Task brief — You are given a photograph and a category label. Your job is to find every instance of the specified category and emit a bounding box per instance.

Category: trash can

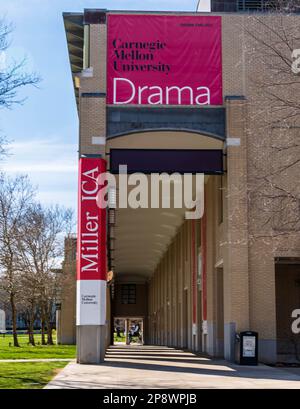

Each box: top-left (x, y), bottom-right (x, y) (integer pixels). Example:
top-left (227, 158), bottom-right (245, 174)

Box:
top-left (236, 331), bottom-right (258, 365)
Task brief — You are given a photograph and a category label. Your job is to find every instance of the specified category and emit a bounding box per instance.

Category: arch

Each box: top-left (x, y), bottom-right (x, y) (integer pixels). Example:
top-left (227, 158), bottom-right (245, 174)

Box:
top-left (107, 128), bottom-right (225, 142)
top-left (106, 129), bottom-right (224, 152)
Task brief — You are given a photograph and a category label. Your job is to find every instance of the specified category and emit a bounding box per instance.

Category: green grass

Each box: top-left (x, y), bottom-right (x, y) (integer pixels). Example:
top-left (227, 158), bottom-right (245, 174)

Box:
top-left (114, 333), bottom-right (126, 342)
top-left (113, 333), bottom-right (141, 343)
top-left (0, 361), bottom-right (67, 389)
top-left (0, 334), bottom-right (76, 360)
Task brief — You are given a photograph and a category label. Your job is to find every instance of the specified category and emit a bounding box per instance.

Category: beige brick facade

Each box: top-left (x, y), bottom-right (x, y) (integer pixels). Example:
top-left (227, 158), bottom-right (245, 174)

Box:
top-left (62, 10), bottom-right (300, 364)
top-left (57, 237), bottom-right (76, 345)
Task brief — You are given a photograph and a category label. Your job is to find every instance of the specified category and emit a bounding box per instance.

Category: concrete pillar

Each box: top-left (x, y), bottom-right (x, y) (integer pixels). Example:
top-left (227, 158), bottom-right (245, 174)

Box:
top-left (59, 239), bottom-right (77, 345)
top-left (76, 12), bottom-right (108, 364)
top-left (56, 309), bottom-right (61, 345)
top-left (223, 96), bottom-right (250, 361)
top-left (249, 241), bottom-right (277, 362)
top-left (174, 239), bottom-right (179, 347)
top-left (77, 326), bottom-right (106, 364)
top-left (79, 21), bottom-right (107, 158)
top-left (125, 319), bottom-right (130, 345)
top-left (206, 179), bottom-right (217, 357)
top-left (76, 158), bottom-right (107, 364)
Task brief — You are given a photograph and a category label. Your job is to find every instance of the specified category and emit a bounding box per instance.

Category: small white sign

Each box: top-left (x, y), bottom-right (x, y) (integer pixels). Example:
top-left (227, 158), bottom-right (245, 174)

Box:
top-left (242, 336), bottom-right (256, 357)
top-left (92, 136), bottom-right (106, 145)
top-left (76, 280), bottom-right (106, 326)
top-left (202, 320), bottom-right (208, 335)
top-left (227, 138), bottom-right (241, 147)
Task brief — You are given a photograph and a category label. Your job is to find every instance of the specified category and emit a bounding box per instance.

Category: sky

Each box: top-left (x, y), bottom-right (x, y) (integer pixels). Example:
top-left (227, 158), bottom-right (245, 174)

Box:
top-left (0, 0), bottom-right (198, 211)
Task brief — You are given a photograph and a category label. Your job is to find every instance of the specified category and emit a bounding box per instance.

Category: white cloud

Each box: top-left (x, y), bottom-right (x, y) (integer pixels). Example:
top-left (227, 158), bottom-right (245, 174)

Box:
top-left (37, 190), bottom-right (77, 209)
top-left (1, 137), bottom-right (78, 209)
top-left (3, 138), bottom-right (78, 173)
top-left (4, 163), bottom-right (77, 173)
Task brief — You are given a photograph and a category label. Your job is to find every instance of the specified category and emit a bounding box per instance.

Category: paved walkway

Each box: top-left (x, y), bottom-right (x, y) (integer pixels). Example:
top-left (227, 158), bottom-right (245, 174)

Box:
top-left (45, 345), bottom-right (300, 389)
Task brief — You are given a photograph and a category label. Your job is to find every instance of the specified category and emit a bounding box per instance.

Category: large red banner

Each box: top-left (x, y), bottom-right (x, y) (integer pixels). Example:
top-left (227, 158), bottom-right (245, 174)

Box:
top-left (77, 157), bottom-right (107, 281)
top-left (77, 157), bottom-right (107, 326)
top-left (107, 15), bottom-right (222, 106)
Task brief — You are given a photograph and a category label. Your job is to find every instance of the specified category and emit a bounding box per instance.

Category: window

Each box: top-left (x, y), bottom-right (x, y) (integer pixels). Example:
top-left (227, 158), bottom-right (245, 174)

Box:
top-left (121, 284), bottom-right (136, 304)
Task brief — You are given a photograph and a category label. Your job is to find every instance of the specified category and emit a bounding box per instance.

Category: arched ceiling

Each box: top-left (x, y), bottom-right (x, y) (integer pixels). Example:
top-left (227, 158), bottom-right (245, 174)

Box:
top-left (112, 207), bottom-right (186, 278)
top-left (106, 130), bottom-right (224, 152)
top-left (107, 130), bottom-right (224, 282)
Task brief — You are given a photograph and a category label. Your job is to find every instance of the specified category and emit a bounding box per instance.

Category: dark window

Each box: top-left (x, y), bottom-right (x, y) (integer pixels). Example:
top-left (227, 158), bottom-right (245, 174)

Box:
top-left (110, 149), bottom-right (224, 175)
top-left (121, 284), bottom-right (136, 305)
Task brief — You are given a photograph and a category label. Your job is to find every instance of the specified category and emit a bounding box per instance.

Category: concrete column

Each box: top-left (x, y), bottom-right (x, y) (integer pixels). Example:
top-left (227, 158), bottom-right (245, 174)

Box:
top-left (205, 180), bottom-right (217, 356)
top-left (76, 12), bottom-right (108, 364)
top-left (223, 97), bottom-right (250, 361)
top-left (79, 22), bottom-right (107, 158)
top-left (187, 221), bottom-right (192, 351)
top-left (76, 158), bottom-right (107, 364)
top-left (77, 326), bottom-right (106, 364)
top-left (174, 239), bottom-right (179, 346)
top-left (249, 241), bottom-right (277, 362)
top-left (125, 319), bottom-right (130, 345)
top-left (56, 309), bottom-right (61, 345)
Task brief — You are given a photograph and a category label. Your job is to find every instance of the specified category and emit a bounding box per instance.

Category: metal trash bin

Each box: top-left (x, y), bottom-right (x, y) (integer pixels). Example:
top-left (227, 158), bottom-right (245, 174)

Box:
top-left (236, 331), bottom-right (258, 365)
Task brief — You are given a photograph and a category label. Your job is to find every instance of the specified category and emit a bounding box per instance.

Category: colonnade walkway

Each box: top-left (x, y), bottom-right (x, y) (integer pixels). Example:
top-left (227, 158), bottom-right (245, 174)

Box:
top-left (45, 345), bottom-right (300, 389)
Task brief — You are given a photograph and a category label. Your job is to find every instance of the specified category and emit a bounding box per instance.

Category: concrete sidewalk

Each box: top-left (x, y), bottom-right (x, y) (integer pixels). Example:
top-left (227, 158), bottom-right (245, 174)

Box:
top-left (45, 345), bottom-right (300, 389)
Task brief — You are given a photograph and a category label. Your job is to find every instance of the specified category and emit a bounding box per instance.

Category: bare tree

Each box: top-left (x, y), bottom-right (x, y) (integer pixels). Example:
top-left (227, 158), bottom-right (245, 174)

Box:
top-left (0, 18), bottom-right (40, 109)
top-left (267, 0), bottom-right (300, 12)
top-left (16, 204), bottom-right (73, 345)
top-left (0, 17), bottom-right (40, 158)
top-left (237, 5), bottom-right (300, 361)
top-left (0, 174), bottom-right (35, 347)
top-left (243, 6), bottom-right (300, 241)
top-left (16, 295), bottom-right (37, 346)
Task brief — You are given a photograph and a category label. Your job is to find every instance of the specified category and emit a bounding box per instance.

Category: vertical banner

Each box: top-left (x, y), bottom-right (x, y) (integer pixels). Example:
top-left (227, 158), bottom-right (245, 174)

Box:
top-left (107, 15), bottom-right (222, 106)
top-left (76, 157), bottom-right (107, 326)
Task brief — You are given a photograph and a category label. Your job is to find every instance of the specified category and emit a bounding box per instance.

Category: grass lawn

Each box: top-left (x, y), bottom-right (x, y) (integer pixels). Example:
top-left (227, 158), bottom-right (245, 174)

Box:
top-left (113, 333), bottom-right (141, 344)
top-left (0, 361), bottom-right (67, 389)
top-left (0, 334), bottom-right (76, 360)
top-left (114, 333), bottom-right (126, 343)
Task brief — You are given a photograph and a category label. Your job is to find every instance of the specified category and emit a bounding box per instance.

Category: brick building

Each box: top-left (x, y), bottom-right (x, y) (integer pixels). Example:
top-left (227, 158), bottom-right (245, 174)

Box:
top-left (62, 5), bottom-right (300, 364)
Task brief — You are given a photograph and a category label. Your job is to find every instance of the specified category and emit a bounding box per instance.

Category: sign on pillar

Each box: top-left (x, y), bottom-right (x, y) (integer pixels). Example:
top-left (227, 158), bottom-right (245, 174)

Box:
top-left (76, 157), bottom-right (107, 326)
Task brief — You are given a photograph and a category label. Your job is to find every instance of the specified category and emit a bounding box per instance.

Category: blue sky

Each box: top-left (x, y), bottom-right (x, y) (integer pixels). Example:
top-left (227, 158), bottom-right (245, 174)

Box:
top-left (0, 0), bottom-right (197, 210)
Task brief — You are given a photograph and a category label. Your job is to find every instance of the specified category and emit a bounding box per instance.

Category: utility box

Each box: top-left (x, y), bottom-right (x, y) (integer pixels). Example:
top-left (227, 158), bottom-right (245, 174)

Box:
top-left (236, 331), bottom-right (258, 365)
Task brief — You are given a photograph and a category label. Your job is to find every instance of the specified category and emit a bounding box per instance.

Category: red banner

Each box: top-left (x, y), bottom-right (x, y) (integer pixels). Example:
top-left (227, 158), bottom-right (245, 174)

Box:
top-left (77, 157), bottom-right (107, 281)
top-left (107, 15), bottom-right (222, 106)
